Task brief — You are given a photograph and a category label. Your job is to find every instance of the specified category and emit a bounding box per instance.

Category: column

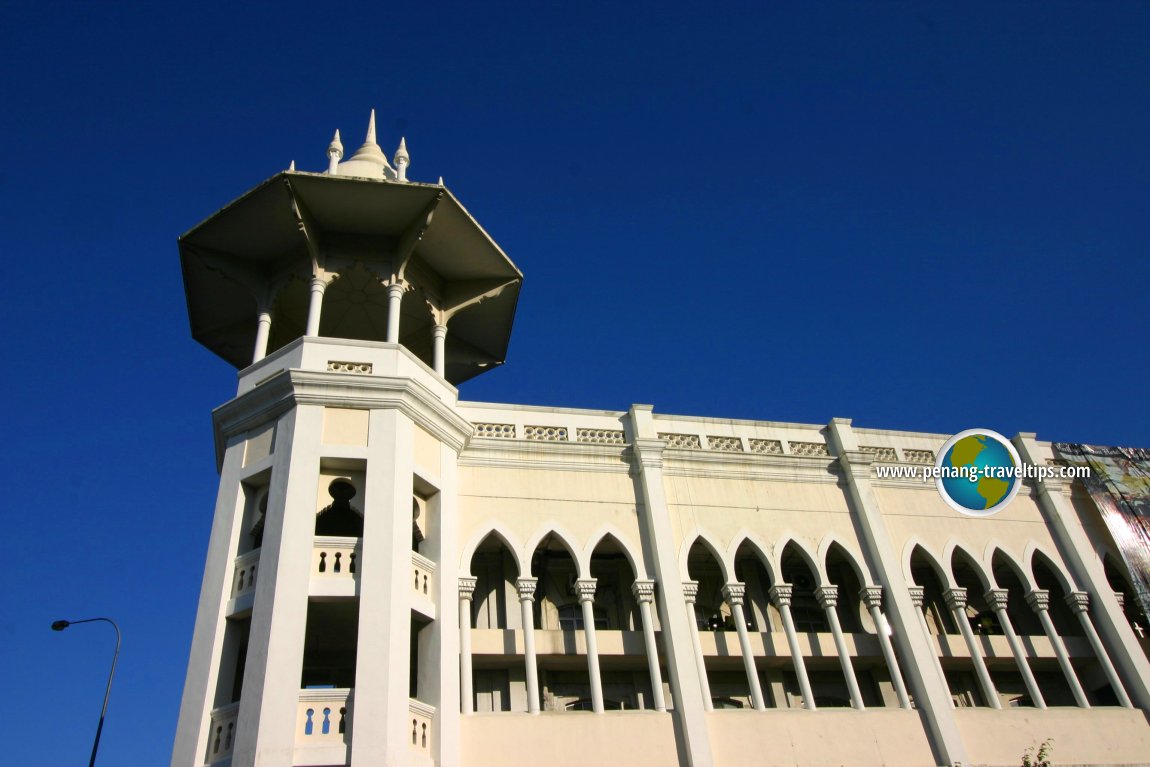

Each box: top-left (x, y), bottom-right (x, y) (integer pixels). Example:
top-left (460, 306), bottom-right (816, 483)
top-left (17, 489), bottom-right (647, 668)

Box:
top-left (682, 581), bottom-right (713, 712)
top-left (1066, 592), bottom-right (1133, 708)
top-left (459, 577), bottom-right (477, 714)
top-left (769, 584), bottom-right (815, 710)
top-left (860, 586), bottom-right (910, 708)
top-left (432, 324), bottom-right (447, 376)
top-left (944, 588), bottom-right (1000, 709)
top-left (517, 577), bottom-right (541, 713)
top-left (385, 283), bottom-right (404, 344)
top-left (910, 587), bottom-right (953, 708)
top-left (305, 276), bottom-right (326, 336)
top-left (576, 579), bottom-right (605, 713)
top-left (252, 307), bottom-right (272, 363)
top-left (722, 584), bottom-right (765, 710)
top-left (984, 589), bottom-right (1045, 708)
top-left (632, 580), bottom-right (667, 711)
top-left (1027, 590), bottom-right (1090, 707)
top-left (814, 585), bottom-right (864, 709)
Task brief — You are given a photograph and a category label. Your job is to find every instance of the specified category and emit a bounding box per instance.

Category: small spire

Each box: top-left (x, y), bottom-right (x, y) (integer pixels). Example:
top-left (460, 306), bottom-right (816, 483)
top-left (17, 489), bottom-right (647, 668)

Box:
top-left (348, 109), bottom-right (389, 167)
top-left (366, 109), bottom-right (377, 144)
top-left (438, 176), bottom-right (444, 186)
top-left (327, 129), bottom-right (344, 175)
top-left (288, 160), bottom-right (296, 172)
top-left (394, 137), bottom-right (409, 181)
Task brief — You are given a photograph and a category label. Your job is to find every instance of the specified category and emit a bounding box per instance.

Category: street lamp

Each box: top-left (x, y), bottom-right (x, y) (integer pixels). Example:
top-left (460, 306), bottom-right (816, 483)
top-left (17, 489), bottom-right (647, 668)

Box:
top-left (52, 617), bottom-right (121, 767)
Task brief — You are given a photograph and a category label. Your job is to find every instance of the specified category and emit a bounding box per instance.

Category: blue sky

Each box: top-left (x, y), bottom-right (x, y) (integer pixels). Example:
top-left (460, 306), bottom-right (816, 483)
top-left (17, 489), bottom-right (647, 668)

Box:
top-left (2, 2), bottom-right (1148, 764)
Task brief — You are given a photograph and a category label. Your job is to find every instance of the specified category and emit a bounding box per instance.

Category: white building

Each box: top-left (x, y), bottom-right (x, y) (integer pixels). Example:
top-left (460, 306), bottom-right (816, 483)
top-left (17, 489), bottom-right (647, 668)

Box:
top-left (171, 113), bottom-right (1150, 767)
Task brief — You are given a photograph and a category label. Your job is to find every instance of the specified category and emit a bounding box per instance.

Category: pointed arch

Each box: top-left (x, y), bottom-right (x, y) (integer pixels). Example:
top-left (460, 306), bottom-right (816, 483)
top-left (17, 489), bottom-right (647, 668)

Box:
top-left (526, 525), bottom-right (583, 576)
top-left (818, 535), bottom-right (875, 588)
top-left (728, 530), bottom-right (777, 583)
top-left (1028, 546), bottom-right (1078, 596)
top-left (948, 543), bottom-right (993, 594)
top-left (904, 539), bottom-right (951, 589)
top-left (582, 525), bottom-right (646, 580)
top-left (776, 536), bottom-right (824, 587)
top-left (460, 524), bottom-right (525, 576)
top-left (678, 528), bottom-right (730, 582)
top-left (986, 544), bottom-right (1036, 592)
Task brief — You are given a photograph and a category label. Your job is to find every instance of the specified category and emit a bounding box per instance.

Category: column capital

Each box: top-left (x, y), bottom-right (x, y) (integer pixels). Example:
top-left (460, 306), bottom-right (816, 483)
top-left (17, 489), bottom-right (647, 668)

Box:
top-left (631, 579), bottom-right (657, 603)
top-left (1065, 591), bottom-right (1091, 614)
top-left (516, 577), bottom-right (538, 601)
top-left (943, 587), bottom-right (968, 611)
top-left (1026, 589), bottom-right (1051, 612)
top-left (632, 438), bottom-right (666, 469)
top-left (859, 586), bottom-right (884, 609)
top-left (309, 275), bottom-right (329, 290)
top-left (1113, 592), bottom-right (1126, 609)
top-left (984, 589), bottom-right (1010, 611)
top-left (574, 578), bottom-right (598, 602)
top-left (682, 580), bottom-right (700, 603)
top-left (432, 323), bottom-right (448, 339)
top-left (814, 584), bottom-right (839, 609)
top-left (721, 583), bottom-right (746, 606)
top-left (458, 576), bottom-right (478, 600)
top-left (768, 584), bottom-right (793, 607)
top-left (386, 281), bottom-right (407, 298)
top-left (908, 586), bottom-right (925, 607)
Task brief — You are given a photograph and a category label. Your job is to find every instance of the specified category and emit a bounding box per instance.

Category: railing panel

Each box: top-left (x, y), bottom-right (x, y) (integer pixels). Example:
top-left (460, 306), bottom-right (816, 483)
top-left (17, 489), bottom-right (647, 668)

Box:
top-left (231, 550), bottom-right (260, 599)
top-left (206, 702), bottom-right (239, 764)
top-left (297, 689), bottom-right (352, 744)
top-left (412, 551), bottom-right (436, 597)
top-left (409, 699), bottom-right (435, 755)
top-left (312, 537), bottom-right (361, 578)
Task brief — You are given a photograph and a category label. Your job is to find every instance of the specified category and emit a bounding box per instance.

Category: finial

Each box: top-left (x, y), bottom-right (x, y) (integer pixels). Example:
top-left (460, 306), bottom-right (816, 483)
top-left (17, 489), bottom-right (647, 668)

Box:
top-left (288, 160), bottom-right (296, 172)
top-left (327, 129), bottom-right (344, 175)
top-left (438, 176), bottom-right (444, 186)
top-left (394, 137), bottom-right (409, 182)
top-left (347, 109), bottom-right (389, 168)
top-left (366, 109), bottom-right (377, 144)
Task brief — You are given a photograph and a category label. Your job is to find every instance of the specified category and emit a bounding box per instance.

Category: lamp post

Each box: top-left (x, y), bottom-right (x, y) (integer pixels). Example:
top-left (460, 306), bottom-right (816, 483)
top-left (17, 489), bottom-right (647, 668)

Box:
top-left (52, 617), bottom-right (121, 767)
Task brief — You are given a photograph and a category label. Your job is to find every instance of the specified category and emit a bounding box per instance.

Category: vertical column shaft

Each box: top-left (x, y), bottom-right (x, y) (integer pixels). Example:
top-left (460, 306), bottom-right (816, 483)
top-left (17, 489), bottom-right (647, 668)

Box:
top-left (723, 584), bottom-right (765, 710)
top-left (517, 578), bottom-right (540, 713)
top-left (909, 587), bottom-right (954, 708)
top-left (459, 578), bottom-right (477, 715)
top-left (945, 588), bottom-right (1001, 708)
top-left (860, 586), bottom-right (911, 708)
top-left (1028, 590), bottom-right (1090, 707)
top-left (682, 582), bottom-right (713, 712)
top-left (576, 579), bottom-right (605, 713)
top-left (385, 283), bottom-right (404, 344)
top-left (305, 277), bottom-right (326, 337)
top-left (432, 324), bottom-right (447, 376)
top-left (252, 308), bottom-right (272, 363)
top-left (1066, 592), bottom-right (1133, 708)
top-left (770, 585), bottom-right (816, 710)
top-left (633, 580), bottom-right (667, 711)
top-left (815, 585), bottom-right (864, 709)
top-left (984, 589), bottom-right (1045, 708)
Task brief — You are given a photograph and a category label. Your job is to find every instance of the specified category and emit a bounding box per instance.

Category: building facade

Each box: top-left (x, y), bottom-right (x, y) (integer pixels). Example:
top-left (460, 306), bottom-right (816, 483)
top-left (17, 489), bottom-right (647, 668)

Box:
top-left (171, 114), bottom-right (1150, 767)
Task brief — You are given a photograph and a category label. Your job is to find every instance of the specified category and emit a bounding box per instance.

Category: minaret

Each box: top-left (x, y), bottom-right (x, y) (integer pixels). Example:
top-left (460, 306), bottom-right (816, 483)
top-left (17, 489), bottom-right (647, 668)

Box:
top-left (172, 113), bottom-right (522, 767)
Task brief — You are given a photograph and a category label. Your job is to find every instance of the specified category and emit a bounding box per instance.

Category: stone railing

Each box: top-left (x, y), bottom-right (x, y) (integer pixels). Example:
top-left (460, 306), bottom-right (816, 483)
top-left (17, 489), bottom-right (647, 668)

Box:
top-left (409, 699), bottom-right (435, 754)
top-left (313, 537), bottom-right (360, 578)
top-left (412, 551), bottom-right (436, 597)
top-left (474, 422), bottom-right (516, 439)
top-left (524, 425), bottom-right (568, 441)
top-left (297, 689), bottom-right (352, 743)
top-left (232, 549), bottom-right (260, 599)
top-left (206, 701), bottom-right (239, 763)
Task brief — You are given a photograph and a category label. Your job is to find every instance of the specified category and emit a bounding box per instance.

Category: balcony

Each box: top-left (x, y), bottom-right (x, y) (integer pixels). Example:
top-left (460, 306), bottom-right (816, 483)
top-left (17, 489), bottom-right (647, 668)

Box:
top-left (204, 701), bottom-right (238, 765)
top-left (294, 688), bottom-right (352, 766)
top-left (409, 698), bottom-right (435, 765)
top-left (227, 549), bottom-right (260, 616)
top-left (310, 537), bottom-right (361, 597)
top-left (412, 552), bottom-right (437, 620)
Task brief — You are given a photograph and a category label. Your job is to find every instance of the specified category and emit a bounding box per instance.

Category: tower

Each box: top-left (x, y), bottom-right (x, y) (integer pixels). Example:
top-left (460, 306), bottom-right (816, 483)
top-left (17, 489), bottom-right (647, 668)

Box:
top-left (173, 112), bottom-right (522, 767)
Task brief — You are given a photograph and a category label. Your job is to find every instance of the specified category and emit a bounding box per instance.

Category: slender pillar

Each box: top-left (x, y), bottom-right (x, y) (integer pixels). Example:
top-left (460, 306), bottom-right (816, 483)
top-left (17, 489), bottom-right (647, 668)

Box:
top-left (459, 577), bottom-right (477, 714)
top-left (1027, 590), bottom-right (1090, 707)
top-left (517, 577), bottom-right (541, 713)
top-left (575, 579), bottom-right (605, 713)
top-left (769, 584), bottom-right (815, 710)
top-left (432, 324), bottom-right (447, 376)
top-left (385, 283), bottom-right (404, 344)
top-left (815, 585), bottom-right (864, 709)
top-left (860, 587), bottom-right (910, 708)
top-left (682, 581), bottom-right (713, 712)
top-left (984, 589), bottom-right (1045, 708)
top-left (1066, 592), bottom-right (1133, 707)
top-left (252, 308), bottom-right (272, 363)
top-left (909, 587), bottom-right (954, 708)
top-left (722, 584), bottom-right (765, 710)
top-left (632, 580), bottom-right (667, 711)
top-left (944, 588), bottom-right (1000, 708)
top-left (305, 277), bottom-right (326, 337)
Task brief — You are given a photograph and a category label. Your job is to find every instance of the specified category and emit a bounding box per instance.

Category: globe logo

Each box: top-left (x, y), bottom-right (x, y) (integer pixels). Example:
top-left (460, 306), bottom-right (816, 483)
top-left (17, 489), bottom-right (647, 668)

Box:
top-left (936, 429), bottom-right (1023, 516)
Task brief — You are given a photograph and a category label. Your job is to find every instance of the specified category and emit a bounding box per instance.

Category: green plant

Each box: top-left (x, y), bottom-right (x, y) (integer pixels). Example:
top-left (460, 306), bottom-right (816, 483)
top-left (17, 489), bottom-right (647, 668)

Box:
top-left (1021, 738), bottom-right (1053, 767)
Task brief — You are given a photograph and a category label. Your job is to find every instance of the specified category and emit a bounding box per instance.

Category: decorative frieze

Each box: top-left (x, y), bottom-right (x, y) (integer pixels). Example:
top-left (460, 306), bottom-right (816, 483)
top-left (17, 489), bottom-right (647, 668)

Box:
top-left (707, 436), bottom-right (744, 452)
top-left (789, 441), bottom-right (830, 457)
top-left (659, 432), bottom-right (702, 449)
top-left (474, 422), bottom-right (516, 439)
top-left (749, 438), bottom-right (784, 455)
top-left (860, 445), bottom-right (898, 462)
top-left (904, 449), bottom-right (935, 464)
top-left (327, 360), bottom-right (373, 374)
top-left (524, 425), bottom-right (568, 441)
top-left (576, 427), bottom-right (626, 445)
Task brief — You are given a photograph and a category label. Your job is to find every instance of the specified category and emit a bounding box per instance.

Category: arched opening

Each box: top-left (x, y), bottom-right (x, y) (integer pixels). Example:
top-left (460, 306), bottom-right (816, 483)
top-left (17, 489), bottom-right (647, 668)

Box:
top-left (319, 262), bottom-right (390, 343)
top-left (733, 542), bottom-right (774, 632)
top-left (687, 539), bottom-right (745, 707)
top-left (1033, 553), bottom-right (1105, 705)
top-left (687, 540), bottom-right (728, 631)
top-left (782, 542), bottom-right (849, 708)
top-left (910, 546), bottom-right (955, 635)
top-left (1103, 554), bottom-right (1147, 637)
top-left (267, 274), bottom-right (309, 354)
top-left (780, 543), bottom-right (825, 633)
top-left (468, 532), bottom-right (520, 713)
top-left (589, 535), bottom-right (658, 710)
top-left (991, 551), bottom-right (1042, 636)
top-left (950, 550), bottom-right (996, 636)
top-left (825, 543), bottom-right (887, 708)
top-left (530, 533), bottom-right (593, 711)
top-left (315, 479), bottom-right (364, 537)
